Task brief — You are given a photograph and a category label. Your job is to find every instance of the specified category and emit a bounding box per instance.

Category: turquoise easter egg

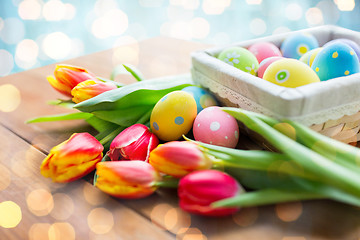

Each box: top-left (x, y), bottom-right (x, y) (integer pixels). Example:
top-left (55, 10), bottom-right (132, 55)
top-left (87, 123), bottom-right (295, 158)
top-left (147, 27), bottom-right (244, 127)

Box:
top-left (311, 42), bottom-right (360, 81)
top-left (182, 86), bottom-right (218, 114)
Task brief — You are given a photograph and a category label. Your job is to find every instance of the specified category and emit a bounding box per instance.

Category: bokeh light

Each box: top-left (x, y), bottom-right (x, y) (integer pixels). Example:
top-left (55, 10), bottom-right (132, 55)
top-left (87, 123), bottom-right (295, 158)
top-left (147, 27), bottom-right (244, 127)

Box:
top-left (0, 163), bottom-right (11, 191)
top-left (87, 208), bottom-right (114, 234)
top-left (0, 84), bottom-right (21, 112)
top-left (42, 32), bottom-right (72, 60)
top-left (0, 201), bottom-right (22, 228)
top-left (48, 222), bottom-right (76, 240)
top-left (18, 0), bottom-right (42, 20)
top-left (28, 223), bottom-right (51, 240)
top-left (0, 1), bottom-right (359, 77)
top-left (26, 188), bottom-right (54, 216)
top-left (276, 201), bottom-right (303, 222)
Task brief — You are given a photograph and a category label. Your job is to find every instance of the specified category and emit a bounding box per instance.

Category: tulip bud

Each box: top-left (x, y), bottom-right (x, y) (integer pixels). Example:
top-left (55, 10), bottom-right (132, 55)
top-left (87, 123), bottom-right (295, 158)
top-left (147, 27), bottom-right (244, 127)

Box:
top-left (148, 141), bottom-right (212, 178)
top-left (95, 160), bottom-right (161, 199)
top-left (47, 64), bottom-right (97, 97)
top-left (71, 79), bottom-right (117, 103)
top-left (40, 132), bottom-right (103, 183)
top-left (178, 169), bottom-right (242, 216)
top-left (107, 124), bottom-right (159, 162)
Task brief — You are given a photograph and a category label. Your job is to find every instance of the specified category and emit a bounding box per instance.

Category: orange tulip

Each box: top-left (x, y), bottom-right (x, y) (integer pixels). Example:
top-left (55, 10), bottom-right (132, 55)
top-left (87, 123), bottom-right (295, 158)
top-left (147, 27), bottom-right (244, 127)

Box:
top-left (148, 141), bottom-right (212, 178)
top-left (71, 79), bottom-right (117, 103)
top-left (40, 133), bottom-right (103, 182)
top-left (95, 161), bottom-right (161, 199)
top-left (47, 64), bottom-right (97, 97)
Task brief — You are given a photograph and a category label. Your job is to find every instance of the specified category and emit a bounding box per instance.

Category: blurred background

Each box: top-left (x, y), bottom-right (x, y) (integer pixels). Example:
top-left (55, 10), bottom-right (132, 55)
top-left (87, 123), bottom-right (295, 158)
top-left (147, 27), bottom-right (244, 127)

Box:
top-left (0, 0), bottom-right (359, 76)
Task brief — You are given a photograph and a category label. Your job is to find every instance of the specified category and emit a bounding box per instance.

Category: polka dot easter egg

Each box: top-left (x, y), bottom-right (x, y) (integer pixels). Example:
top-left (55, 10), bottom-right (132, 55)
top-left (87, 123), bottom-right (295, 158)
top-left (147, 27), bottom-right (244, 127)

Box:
top-left (182, 86), bottom-right (218, 114)
top-left (218, 46), bottom-right (259, 75)
top-left (193, 107), bottom-right (239, 148)
top-left (281, 33), bottom-right (319, 59)
top-left (311, 42), bottom-right (360, 81)
top-left (248, 41), bottom-right (282, 63)
top-left (323, 38), bottom-right (360, 61)
top-left (263, 58), bottom-right (320, 88)
top-left (150, 91), bottom-right (197, 142)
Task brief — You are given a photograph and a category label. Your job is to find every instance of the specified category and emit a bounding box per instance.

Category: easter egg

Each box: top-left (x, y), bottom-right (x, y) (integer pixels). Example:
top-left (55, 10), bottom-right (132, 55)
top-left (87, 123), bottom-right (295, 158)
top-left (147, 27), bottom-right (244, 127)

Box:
top-left (257, 56), bottom-right (284, 78)
top-left (248, 41), bottom-right (282, 63)
top-left (218, 46), bottom-right (259, 75)
top-left (299, 47), bottom-right (323, 67)
top-left (281, 33), bottom-right (319, 59)
top-left (311, 42), bottom-right (360, 81)
top-left (263, 58), bottom-right (320, 88)
top-left (323, 38), bottom-right (360, 61)
top-left (193, 107), bottom-right (239, 148)
top-left (182, 86), bottom-right (218, 114)
top-left (150, 91), bottom-right (197, 141)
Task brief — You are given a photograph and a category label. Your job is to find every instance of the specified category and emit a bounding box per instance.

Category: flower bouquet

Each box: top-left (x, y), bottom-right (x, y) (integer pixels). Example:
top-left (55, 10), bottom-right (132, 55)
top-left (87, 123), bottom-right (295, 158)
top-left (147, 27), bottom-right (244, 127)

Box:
top-left (28, 64), bottom-right (360, 217)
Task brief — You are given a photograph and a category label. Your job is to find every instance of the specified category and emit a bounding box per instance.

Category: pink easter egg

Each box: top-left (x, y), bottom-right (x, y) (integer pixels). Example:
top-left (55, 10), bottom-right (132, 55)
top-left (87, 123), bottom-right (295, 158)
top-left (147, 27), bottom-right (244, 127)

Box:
top-left (193, 107), bottom-right (239, 148)
top-left (248, 42), bottom-right (282, 64)
top-left (257, 56), bottom-right (284, 78)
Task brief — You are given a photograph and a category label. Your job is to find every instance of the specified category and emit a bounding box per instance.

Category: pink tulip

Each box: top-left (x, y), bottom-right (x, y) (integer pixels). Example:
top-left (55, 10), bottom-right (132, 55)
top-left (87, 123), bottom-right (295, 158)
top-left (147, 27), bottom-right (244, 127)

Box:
top-left (178, 169), bottom-right (242, 216)
top-left (96, 160), bottom-right (161, 199)
top-left (107, 124), bottom-right (159, 162)
top-left (148, 141), bottom-right (212, 178)
top-left (47, 64), bottom-right (97, 97)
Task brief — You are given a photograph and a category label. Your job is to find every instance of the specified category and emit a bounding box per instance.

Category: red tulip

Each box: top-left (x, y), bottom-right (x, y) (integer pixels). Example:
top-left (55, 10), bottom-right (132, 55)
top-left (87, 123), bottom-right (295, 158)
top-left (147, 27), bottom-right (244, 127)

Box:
top-left (40, 132), bottom-right (103, 183)
top-left (95, 160), bottom-right (161, 199)
top-left (47, 64), bottom-right (97, 97)
top-left (148, 141), bottom-right (212, 177)
top-left (178, 169), bottom-right (242, 216)
top-left (107, 124), bottom-right (159, 162)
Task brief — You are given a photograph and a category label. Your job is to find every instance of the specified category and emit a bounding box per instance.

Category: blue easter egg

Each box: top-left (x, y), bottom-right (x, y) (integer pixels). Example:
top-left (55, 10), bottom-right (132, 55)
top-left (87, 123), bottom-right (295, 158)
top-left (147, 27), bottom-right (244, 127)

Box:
top-left (323, 38), bottom-right (360, 61)
top-left (281, 33), bottom-right (319, 59)
top-left (182, 86), bottom-right (218, 113)
top-left (311, 42), bottom-right (360, 81)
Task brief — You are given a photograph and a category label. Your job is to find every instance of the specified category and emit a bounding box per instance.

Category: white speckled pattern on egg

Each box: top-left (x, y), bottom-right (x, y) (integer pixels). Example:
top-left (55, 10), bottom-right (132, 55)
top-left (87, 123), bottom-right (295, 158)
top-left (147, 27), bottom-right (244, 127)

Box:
top-left (193, 107), bottom-right (239, 148)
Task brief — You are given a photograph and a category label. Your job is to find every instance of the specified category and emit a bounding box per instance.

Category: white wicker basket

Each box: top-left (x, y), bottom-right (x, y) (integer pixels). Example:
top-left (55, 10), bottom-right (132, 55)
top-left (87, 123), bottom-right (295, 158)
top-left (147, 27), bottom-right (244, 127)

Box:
top-left (191, 25), bottom-right (360, 143)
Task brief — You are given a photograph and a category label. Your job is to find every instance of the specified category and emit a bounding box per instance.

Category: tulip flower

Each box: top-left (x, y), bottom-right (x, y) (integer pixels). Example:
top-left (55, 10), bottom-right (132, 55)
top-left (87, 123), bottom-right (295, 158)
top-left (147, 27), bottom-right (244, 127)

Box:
top-left (40, 132), bottom-right (104, 183)
top-left (107, 124), bottom-right (159, 162)
top-left (95, 160), bottom-right (161, 199)
top-left (47, 64), bottom-right (97, 97)
top-left (178, 169), bottom-right (242, 216)
top-left (71, 79), bottom-right (117, 103)
top-left (148, 141), bottom-right (212, 178)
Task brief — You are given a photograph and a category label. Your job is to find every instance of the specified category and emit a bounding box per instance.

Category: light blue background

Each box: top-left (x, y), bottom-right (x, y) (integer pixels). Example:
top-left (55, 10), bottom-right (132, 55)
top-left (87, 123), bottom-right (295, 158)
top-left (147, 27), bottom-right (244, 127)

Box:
top-left (0, 0), bottom-right (359, 76)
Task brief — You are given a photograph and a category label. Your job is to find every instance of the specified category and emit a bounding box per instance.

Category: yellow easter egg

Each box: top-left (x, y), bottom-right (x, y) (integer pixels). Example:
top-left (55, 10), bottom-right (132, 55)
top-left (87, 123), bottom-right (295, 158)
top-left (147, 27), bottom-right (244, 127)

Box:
top-left (263, 58), bottom-right (320, 88)
top-left (150, 90), bottom-right (197, 141)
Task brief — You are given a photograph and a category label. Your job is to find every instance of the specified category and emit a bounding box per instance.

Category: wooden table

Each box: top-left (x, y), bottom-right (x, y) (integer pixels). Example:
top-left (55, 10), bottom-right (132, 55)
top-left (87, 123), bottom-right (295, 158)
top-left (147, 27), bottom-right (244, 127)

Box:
top-left (0, 37), bottom-right (359, 240)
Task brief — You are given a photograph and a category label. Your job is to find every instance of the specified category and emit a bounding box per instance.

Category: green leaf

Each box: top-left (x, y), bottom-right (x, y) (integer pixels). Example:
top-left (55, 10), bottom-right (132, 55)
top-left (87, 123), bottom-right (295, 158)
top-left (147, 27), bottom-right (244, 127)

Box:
top-left (96, 77), bottom-right (125, 87)
top-left (123, 64), bottom-right (144, 82)
top-left (47, 99), bottom-right (75, 109)
top-left (92, 105), bottom-right (153, 126)
top-left (26, 112), bottom-right (93, 123)
top-left (74, 75), bottom-right (193, 113)
top-left (86, 116), bottom-right (119, 133)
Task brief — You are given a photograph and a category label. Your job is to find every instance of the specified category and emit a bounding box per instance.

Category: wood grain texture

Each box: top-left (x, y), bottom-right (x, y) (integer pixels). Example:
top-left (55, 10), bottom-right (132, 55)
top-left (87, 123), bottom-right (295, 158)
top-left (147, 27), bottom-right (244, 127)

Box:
top-left (0, 37), bottom-right (360, 240)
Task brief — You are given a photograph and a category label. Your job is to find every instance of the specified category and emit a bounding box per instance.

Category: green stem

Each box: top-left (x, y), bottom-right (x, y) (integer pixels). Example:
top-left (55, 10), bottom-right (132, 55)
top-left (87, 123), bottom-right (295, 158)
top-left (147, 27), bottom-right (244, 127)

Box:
top-left (136, 109), bottom-right (152, 125)
top-left (212, 189), bottom-right (324, 208)
top-left (224, 107), bottom-right (360, 198)
top-left (98, 126), bottom-right (125, 145)
top-left (154, 178), bottom-right (179, 188)
top-left (284, 119), bottom-right (360, 170)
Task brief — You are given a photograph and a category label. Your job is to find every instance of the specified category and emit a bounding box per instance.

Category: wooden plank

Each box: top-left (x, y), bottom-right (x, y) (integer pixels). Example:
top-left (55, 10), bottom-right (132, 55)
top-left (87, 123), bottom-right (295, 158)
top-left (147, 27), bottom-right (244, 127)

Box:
top-left (0, 124), bottom-right (174, 240)
top-left (1, 37), bottom-right (360, 240)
